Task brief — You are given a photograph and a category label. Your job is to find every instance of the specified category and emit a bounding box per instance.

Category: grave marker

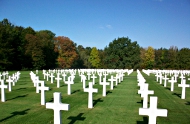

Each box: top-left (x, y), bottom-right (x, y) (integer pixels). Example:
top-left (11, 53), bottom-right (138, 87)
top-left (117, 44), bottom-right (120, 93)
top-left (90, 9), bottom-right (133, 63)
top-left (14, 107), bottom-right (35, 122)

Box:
top-left (100, 78), bottom-right (109, 97)
top-left (163, 74), bottom-right (169, 87)
top-left (46, 92), bottom-right (69, 124)
top-left (84, 82), bottom-right (98, 108)
top-left (6, 76), bottom-right (13, 92)
top-left (55, 73), bottom-right (62, 88)
top-left (65, 76), bottom-right (74, 95)
top-left (178, 79), bottom-right (190, 99)
top-left (49, 73), bottom-right (54, 84)
top-left (138, 83), bottom-right (154, 108)
top-left (38, 81), bottom-right (49, 105)
top-left (91, 74), bottom-right (97, 85)
top-left (0, 80), bottom-right (8, 102)
top-left (139, 96), bottom-right (168, 124)
top-left (108, 75), bottom-right (115, 90)
top-left (168, 76), bottom-right (176, 91)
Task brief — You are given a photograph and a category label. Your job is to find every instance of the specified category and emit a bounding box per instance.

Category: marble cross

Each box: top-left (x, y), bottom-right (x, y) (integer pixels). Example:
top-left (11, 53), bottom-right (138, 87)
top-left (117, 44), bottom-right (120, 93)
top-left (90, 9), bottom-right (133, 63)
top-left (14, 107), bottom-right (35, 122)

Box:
top-left (84, 82), bottom-right (98, 108)
top-left (38, 81), bottom-right (49, 105)
top-left (46, 92), bottom-right (69, 124)
top-left (0, 80), bottom-right (8, 102)
top-left (138, 83), bottom-right (154, 108)
top-left (139, 96), bottom-right (168, 124)
top-left (178, 79), bottom-right (190, 99)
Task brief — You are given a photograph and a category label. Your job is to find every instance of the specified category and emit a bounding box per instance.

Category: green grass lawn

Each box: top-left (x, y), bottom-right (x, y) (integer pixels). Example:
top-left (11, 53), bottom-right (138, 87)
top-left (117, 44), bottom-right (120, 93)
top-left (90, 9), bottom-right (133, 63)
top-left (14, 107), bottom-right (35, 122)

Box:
top-left (0, 70), bottom-right (190, 124)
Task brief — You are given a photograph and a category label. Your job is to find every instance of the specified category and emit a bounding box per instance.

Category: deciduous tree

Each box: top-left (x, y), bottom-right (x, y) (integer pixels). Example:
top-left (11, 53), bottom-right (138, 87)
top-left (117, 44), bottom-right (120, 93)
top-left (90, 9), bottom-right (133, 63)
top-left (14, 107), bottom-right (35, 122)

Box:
top-left (89, 47), bottom-right (100, 68)
top-left (54, 36), bottom-right (78, 68)
top-left (104, 37), bottom-right (140, 69)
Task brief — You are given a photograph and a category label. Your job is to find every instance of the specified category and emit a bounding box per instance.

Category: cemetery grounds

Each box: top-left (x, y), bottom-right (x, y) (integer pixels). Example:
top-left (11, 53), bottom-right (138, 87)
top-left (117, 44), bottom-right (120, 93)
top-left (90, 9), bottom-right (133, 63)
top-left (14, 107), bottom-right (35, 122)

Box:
top-left (0, 70), bottom-right (190, 124)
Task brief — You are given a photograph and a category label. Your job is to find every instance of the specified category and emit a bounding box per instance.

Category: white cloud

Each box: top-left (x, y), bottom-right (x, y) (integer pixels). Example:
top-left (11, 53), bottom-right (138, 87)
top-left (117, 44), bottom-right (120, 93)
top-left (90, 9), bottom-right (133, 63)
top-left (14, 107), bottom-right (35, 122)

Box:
top-left (106, 24), bottom-right (112, 29)
top-left (99, 26), bottom-right (104, 29)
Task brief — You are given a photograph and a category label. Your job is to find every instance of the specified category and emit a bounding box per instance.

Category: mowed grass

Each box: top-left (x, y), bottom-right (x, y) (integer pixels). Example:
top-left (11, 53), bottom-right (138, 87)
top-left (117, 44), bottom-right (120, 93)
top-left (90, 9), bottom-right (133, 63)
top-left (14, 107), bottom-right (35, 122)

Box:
top-left (0, 70), bottom-right (189, 124)
top-left (141, 72), bottom-right (190, 124)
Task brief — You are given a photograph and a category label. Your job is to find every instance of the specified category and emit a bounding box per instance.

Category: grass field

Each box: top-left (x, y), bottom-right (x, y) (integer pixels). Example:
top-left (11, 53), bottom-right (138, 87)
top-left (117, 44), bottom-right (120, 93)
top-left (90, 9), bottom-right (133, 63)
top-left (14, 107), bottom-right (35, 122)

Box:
top-left (0, 70), bottom-right (190, 124)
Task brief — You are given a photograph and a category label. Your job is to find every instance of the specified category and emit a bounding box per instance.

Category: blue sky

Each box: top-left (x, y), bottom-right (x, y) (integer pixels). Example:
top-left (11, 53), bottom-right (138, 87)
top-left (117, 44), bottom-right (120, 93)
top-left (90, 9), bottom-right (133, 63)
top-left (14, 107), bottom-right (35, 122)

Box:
top-left (0, 0), bottom-right (190, 49)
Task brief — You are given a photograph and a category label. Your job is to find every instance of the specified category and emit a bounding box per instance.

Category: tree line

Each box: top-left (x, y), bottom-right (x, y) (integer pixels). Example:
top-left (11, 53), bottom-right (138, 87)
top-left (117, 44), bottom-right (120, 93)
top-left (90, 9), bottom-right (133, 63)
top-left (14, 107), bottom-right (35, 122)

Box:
top-left (0, 19), bottom-right (190, 71)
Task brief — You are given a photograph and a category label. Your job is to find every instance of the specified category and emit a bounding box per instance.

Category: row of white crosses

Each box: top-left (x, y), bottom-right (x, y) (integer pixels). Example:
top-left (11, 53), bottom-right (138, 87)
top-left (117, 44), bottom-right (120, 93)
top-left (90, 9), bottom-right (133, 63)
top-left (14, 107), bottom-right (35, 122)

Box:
top-left (0, 71), bottom-right (21, 102)
top-left (152, 70), bottom-right (190, 99)
top-left (30, 69), bottom-right (129, 124)
top-left (137, 70), bottom-right (168, 124)
top-left (30, 71), bottom-right (49, 105)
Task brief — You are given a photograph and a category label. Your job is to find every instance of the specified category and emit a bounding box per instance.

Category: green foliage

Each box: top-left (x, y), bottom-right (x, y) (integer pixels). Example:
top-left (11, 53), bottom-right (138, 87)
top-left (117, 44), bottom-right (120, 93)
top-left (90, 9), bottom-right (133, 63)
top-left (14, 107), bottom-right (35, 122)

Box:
top-left (142, 46), bottom-right (155, 69)
top-left (89, 47), bottom-right (101, 68)
top-left (0, 19), bottom-right (57, 70)
top-left (0, 18), bottom-right (190, 70)
top-left (104, 37), bottom-right (140, 69)
top-left (177, 48), bottom-right (190, 69)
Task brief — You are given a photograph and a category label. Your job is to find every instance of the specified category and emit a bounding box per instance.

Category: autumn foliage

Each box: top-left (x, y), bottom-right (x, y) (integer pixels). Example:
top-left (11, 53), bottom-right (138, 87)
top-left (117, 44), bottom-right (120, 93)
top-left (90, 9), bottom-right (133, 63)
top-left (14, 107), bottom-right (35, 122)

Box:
top-left (54, 36), bottom-right (78, 68)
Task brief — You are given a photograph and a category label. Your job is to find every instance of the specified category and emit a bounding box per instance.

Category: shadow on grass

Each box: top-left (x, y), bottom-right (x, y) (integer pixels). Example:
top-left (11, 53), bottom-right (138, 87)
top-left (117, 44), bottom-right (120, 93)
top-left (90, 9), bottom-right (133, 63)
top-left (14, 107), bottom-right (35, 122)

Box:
top-left (85, 85), bottom-right (89, 88)
top-left (136, 100), bottom-right (149, 106)
top-left (16, 88), bottom-right (27, 90)
top-left (137, 100), bottom-right (143, 106)
top-left (165, 87), bottom-right (170, 91)
top-left (185, 101), bottom-right (190, 105)
top-left (49, 88), bottom-right (53, 91)
top-left (7, 94), bottom-right (28, 101)
top-left (93, 98), bottom-right (103, 107)
top-left (67, 113), bottom-right (86, 124)
top-left (172, 93), bottom-right (181, 98)
top-left (106, 90), bottom-right (112, 95)
top-left (0, 108), bottom-right (30, 122)
top-left (18, 83), bottom-right (27, 85)
top-left (71, 89), bottom-right (80, 94)
top-left (60, 84), bottom-right (67, 87)
top-left (48, 95), bottom-right (64, 102)
top-left (113, 86), bottom-right (117, 88)
top-left (136, 116), bottom-right (148, 124)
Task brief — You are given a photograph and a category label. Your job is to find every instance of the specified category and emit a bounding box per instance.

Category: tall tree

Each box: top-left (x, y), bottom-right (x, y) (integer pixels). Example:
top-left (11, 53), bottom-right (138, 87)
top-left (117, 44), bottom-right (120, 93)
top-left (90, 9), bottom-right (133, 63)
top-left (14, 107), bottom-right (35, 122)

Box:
top-left (0, 19), bottom-right (15, 70)
top-left (144, 46), bottom-right (155, 69)
top-left (25, 34), bottom-right (45, 69)
top-left (167, 46), bottom-right (178, 69)
top-left (140, 47), bottom-right (146, 69)
top-left (104, 37), bottom-right (140, 69)
top-left (36, 30), bottom-right (58, 69)
top-left (54, 36), bottom-right (78, 68)
top-left (89, 47), bottom-right (100, 68)
top-left (177, 48), bottom-right (190, 69)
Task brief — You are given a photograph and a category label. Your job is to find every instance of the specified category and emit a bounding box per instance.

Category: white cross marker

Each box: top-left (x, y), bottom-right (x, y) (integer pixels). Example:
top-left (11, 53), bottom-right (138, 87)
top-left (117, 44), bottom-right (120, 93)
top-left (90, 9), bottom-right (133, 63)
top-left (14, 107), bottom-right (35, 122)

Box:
top-left (62, 73), bottom-right (67, 82)
top-left (159, 74), bottom-right (163, 84)
top-left (81, 75), bottom-right (86, 89)
top-left (178, 79), bottom-right (190, 99)
top-left (55, 73), bottom-right (62, 88)
top-left (108, 75), bottom-right (115, 90)
top-left (46, 72), bottom-right (49, 81)
top-left (163, 74), bottom-right (169, 87)
top-left (49, 73), bottom-right (54, 84)
top-left (139, 96), bottom-right (168, 124)
top-left (168, 76), bottom-right (176, 91)
top-left (100, 78), bottom-right (109, 97)
top-left (65, 76), bottom-right (74, 95)
top-left (87, 72), bottom-right (91, 80)
top-left (98, 73), bottom-right (102, 84)
top-left (138, 83), bottom-right (154, 108)
top-left (84, 82), bottom-right (98, 108)
top-left (6, 76), bottom-right (13, 92)
top-left (103, 73), bottom-right (108, 81)
top-left (46, 92), bottom-right (69, 124)
top-left (38, 81), bottom-right (49, 105)
top-left (0, 80), bottom-right (8, 102)
top-left (91, 74), bottom-right (97, 85)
